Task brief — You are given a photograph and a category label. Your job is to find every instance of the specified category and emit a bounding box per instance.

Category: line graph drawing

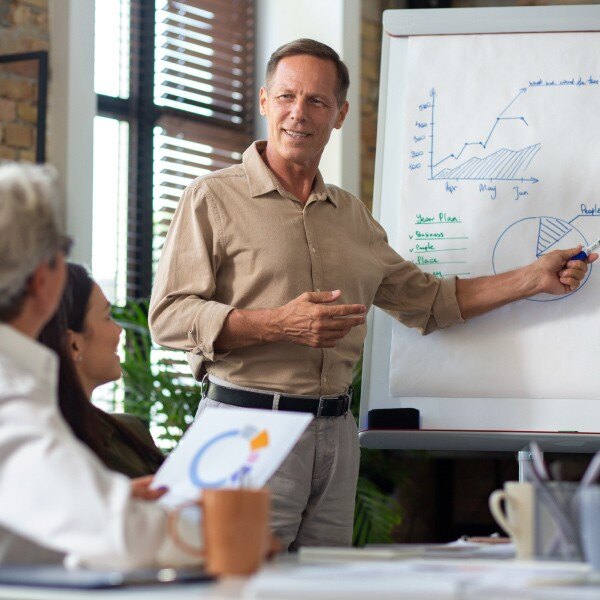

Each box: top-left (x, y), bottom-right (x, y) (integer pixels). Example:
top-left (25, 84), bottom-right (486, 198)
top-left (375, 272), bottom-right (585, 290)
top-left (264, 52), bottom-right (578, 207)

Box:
top-left (428, 88), bottom-right (541, 182)
top-left (433, 145), bottom-right (541, 181)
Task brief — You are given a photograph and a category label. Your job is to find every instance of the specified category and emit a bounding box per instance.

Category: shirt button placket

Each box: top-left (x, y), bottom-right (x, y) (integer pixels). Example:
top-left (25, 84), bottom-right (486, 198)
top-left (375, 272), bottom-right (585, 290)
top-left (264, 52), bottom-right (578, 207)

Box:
top-left (304, 204), bottom-right (329, 394)
top-left (303, 207), bottom-right (322, 293)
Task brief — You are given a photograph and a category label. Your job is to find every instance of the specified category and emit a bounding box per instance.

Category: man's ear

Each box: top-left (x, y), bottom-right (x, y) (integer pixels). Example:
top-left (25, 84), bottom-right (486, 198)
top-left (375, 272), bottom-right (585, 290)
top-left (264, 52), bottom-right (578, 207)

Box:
top-left (335, 101), bottom-right (349, 130)
top-left (259, 86), bottom-right (268, 116)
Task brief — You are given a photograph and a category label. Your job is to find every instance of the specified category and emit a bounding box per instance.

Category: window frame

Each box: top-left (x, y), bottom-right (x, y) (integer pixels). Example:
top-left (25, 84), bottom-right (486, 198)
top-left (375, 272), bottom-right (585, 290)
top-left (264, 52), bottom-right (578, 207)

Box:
top-left (96, 0), bottom-right (255, 299)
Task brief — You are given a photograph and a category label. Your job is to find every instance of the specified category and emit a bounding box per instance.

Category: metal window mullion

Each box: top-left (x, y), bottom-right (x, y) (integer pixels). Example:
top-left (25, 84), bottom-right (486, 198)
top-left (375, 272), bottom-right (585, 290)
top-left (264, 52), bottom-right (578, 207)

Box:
top-left (97, 94), bottom-right (132, 119)
top-left (128, 0), bottom-right (156, 299)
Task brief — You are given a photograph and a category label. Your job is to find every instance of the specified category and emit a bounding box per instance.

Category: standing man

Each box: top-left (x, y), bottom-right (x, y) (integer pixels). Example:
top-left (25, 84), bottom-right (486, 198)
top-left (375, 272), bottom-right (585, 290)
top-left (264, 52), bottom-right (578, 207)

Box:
top-left (149, 39), bottom-right (594, 550)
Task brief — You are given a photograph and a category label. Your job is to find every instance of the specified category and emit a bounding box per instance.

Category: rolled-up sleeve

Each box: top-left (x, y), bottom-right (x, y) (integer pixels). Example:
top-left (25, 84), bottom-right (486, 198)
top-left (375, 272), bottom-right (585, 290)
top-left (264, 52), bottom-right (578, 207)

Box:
top-left (149, 183), bottom-right (234, 362)
top-left (367, 210), bottom-right (465, 334)
top-left (428, 275), bottom-right (464, 332)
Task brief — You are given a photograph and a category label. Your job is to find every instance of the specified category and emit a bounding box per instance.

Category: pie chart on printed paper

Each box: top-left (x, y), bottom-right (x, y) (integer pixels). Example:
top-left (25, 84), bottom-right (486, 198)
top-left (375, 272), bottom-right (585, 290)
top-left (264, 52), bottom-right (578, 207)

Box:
top-left (188, 426), bottom-right (270, 488)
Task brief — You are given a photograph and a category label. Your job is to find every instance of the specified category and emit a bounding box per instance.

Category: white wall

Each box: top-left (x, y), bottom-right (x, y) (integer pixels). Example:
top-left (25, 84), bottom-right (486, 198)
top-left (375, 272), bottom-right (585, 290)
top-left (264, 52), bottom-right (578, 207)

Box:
top-left (255, 0), bottom-right (361, 197)
top-left (47, 0), bottom-right (95, 265)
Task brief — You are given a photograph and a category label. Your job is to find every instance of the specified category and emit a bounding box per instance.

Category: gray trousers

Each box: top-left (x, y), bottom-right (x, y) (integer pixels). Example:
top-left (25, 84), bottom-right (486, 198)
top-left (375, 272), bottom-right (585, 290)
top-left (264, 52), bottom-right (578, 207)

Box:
top-left (195, 397), bottom-right (360, 550)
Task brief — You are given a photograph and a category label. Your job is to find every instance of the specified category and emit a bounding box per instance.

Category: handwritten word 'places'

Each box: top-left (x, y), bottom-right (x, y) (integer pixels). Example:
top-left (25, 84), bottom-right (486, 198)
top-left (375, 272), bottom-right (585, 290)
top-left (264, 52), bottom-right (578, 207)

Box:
top-left (408, 214), bottom-right (470, 278)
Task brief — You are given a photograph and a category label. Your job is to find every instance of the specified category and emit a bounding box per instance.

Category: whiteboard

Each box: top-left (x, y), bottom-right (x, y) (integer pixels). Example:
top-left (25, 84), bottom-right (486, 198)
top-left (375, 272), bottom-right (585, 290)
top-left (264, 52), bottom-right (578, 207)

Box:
top-left (359, 5), bottom-right (600, 452)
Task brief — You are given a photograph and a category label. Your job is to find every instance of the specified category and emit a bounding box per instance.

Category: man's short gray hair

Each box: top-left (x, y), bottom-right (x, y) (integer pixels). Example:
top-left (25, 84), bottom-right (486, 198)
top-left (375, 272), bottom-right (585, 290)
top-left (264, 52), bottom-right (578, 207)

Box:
top-left (266, 39), bottom-right (350, 107)
top-left (0, 163), bottom-right (64, 321)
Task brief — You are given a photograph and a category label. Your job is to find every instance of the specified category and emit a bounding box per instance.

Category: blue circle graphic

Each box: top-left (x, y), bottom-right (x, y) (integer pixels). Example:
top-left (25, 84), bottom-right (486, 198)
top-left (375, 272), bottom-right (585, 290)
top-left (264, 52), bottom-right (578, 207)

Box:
top-left (188, 429), bottom-right (256, 489)
top-left (189, 429), bottom-right (239, 488)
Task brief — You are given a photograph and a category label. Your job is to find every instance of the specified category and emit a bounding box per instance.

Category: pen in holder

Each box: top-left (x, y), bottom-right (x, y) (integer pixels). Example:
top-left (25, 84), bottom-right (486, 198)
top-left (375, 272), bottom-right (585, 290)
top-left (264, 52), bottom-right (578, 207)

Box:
top-left (533, 480), bottom-right (582, 561)
top-left (525, 443), bottom-right (600, 562)
top-left (490, 445), bottom-right (600, 562)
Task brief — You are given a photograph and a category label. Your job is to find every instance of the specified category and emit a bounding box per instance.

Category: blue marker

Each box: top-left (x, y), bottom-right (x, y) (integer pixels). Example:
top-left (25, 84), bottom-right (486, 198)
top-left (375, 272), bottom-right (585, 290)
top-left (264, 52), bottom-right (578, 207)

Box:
top-left (570, 237), bottom-right (600, 261)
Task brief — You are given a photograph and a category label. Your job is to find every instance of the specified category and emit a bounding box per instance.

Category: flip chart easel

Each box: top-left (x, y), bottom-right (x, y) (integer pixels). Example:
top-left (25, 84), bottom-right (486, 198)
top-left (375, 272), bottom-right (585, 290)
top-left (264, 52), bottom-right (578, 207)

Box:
top-left (359, 5), bottom-right (600, 453)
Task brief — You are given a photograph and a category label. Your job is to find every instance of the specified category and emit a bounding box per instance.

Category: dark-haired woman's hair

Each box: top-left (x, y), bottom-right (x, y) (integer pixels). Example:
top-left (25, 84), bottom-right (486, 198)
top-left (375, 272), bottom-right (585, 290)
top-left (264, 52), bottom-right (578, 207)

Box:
top-left (38, 263), bottom-right (164, 473)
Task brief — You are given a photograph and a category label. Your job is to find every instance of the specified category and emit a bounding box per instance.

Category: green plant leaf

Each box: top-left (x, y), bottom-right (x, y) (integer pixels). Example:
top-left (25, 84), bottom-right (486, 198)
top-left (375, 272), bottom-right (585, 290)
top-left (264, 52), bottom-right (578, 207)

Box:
top-left (353, 475), bottom-right (402, 546)
top-left (112, 298), bottom-right (200, 450)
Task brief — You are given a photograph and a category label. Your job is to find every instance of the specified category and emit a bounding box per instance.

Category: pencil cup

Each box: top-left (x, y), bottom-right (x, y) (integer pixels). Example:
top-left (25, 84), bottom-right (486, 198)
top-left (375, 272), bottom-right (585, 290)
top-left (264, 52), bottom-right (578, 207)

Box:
top-left (534, 481), bottom-right (582, 562)
top-left (490, 481), bottom-right (583, 562)
top-left (579, 485), bottom-right (600, 571)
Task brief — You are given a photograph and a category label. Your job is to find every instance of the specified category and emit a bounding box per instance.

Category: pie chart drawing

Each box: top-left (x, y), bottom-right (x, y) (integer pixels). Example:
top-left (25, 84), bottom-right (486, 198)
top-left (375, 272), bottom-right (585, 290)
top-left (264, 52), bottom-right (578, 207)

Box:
top-left (492, 216), bottom-right (591, 302)
top-left (188, 426), bottom-right (270, 488)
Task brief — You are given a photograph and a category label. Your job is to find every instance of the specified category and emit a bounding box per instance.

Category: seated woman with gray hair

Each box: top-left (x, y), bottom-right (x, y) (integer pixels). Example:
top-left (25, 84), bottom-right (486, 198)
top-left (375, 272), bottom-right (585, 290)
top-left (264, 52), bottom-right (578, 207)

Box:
top-left (0, 163), bottom-right (197, 567)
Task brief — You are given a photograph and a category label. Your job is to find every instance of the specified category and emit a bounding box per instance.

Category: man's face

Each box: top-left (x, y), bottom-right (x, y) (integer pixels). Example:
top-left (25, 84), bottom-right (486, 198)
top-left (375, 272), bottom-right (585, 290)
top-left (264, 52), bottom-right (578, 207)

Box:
top-left (259, 54), bottom-right (349, 169)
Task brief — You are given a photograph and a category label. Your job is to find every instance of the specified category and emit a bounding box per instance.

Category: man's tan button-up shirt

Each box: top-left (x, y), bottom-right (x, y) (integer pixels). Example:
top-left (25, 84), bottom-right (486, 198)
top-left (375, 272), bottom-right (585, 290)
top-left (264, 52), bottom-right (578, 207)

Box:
top-left (149, 141), bottom-right (464, 396)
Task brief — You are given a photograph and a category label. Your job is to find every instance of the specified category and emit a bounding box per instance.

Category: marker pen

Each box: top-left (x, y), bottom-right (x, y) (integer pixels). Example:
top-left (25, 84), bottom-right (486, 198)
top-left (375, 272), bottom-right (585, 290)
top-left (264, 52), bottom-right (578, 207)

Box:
top-left (570, 237), bottom-right (600, 261)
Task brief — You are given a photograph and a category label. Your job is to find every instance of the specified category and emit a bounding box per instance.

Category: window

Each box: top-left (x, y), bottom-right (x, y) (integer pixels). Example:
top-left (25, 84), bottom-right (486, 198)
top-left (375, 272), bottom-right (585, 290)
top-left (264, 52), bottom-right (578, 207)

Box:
top-left (94, 0), bottom-right (130, 100)
top-left (93, 0), bottom-right (255, 301)
top-left (92, 117), bottom-right (129, 306)
top-left (92, 1), bottom-right (255, 432)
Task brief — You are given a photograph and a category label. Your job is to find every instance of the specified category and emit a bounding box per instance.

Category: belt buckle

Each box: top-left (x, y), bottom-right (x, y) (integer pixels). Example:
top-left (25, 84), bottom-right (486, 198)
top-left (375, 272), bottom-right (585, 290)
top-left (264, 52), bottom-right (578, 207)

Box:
top-left (317, 393), bottom-right (342, 418)
top-left (316, 396), bottom-right (338, 419)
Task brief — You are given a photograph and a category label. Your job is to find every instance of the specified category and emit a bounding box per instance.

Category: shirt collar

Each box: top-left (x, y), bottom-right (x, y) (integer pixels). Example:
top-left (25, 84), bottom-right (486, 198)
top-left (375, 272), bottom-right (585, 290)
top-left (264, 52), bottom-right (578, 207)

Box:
top-left (242, 141), bottom-right (337, 207)
top-left (0, 323), bottom-right (57, 385)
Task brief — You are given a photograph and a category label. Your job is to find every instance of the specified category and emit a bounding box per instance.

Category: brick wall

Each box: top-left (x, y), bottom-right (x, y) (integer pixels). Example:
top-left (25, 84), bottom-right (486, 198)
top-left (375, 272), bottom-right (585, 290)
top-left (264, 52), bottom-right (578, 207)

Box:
top-left (0, 0), bottom-right (48, 162)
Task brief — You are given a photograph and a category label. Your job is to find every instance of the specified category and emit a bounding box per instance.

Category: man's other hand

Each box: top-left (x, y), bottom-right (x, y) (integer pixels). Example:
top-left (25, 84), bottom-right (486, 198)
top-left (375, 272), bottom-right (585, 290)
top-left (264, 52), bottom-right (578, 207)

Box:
top-left (535, 246), bottom-right (598, 295)
top-left (273, 290), bottom-right (366, 348)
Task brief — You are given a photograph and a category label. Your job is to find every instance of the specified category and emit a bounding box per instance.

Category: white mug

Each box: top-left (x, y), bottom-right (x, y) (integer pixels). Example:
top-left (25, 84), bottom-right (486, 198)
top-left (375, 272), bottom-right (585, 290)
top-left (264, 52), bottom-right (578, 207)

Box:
top-left (489, 481), bottom-right (535, 560)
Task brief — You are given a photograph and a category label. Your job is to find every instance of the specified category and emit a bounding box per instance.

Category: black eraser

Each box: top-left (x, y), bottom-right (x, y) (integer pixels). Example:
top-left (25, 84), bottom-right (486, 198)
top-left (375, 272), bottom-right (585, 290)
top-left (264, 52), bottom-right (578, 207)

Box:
top-left (367, 408), bottom-right (420, 430)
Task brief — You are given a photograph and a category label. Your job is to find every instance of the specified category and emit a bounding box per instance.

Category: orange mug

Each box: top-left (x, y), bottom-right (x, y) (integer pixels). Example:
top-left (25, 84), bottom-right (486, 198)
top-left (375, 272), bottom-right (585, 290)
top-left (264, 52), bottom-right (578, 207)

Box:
top-left (168, 487), bottom-right (274, 576)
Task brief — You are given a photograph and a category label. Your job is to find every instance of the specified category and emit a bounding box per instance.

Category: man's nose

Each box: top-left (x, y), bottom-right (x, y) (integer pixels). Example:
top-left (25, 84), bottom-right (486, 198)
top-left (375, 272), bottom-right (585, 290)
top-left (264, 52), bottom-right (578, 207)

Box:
top-left (290, 99), bottom-right (307, 122)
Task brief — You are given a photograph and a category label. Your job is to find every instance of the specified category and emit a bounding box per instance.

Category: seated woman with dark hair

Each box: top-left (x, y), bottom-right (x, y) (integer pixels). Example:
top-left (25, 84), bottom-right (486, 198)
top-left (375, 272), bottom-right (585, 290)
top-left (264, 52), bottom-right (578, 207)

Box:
top-left (39, 263), bottom-right (164, 478)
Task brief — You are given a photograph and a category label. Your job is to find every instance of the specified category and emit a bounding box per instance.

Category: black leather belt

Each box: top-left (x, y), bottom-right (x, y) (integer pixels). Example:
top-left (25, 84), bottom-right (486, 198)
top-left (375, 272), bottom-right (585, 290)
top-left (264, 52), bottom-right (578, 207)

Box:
top-left (206, 382), bottom-right (352, 418)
